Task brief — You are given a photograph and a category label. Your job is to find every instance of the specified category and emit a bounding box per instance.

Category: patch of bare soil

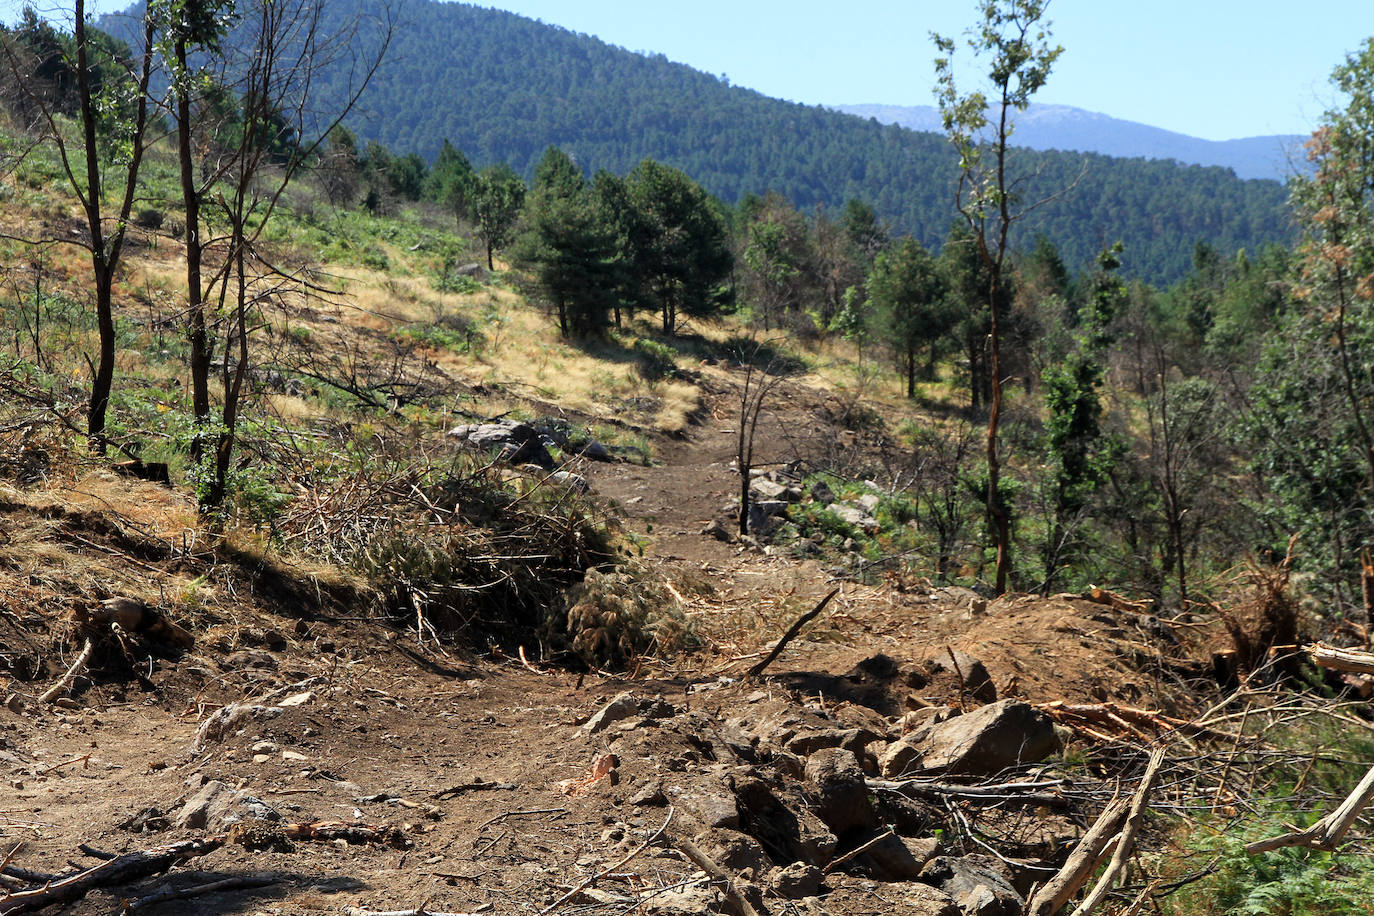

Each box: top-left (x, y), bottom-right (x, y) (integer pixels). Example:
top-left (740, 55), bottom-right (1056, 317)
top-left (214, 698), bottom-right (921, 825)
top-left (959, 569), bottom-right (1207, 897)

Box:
top-left (0, 368), bottom-right (1218, 916)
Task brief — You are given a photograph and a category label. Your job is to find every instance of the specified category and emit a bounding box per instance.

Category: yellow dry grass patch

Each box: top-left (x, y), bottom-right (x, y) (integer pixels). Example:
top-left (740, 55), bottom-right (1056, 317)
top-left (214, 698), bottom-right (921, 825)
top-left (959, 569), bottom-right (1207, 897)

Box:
top-left (58, 472), bottom-right (200, 543)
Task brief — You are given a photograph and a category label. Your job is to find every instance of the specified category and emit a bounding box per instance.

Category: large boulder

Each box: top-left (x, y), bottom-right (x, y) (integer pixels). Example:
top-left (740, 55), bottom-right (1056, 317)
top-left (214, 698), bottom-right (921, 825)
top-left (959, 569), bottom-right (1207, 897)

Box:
top-left (174, 780), bottom-right (279, 831)
top-left (733, 777), bottom-right (837, 866)
top-left (447, 421), bottom-right (554, 468)
top-left (804, 748), bottom-right (878, 837)
top-left (919, 700), bottom-right (1059, 777)
top-left (830, 502), bottom-right (880, 533)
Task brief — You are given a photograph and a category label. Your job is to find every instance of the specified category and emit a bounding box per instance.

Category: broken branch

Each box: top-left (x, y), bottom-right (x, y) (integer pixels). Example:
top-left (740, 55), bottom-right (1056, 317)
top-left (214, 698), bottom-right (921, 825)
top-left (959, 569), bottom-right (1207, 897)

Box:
top-left (37, 638), bottom-right (93, 705)
top-left (1070, 747), bottom-right (1167, 916)
top-left (746, 588), bottom-right (839, 680)
top-left (0, 839), bottom-right (222, 915)
top-left (1025, 796), bottom-right (1132, 916)
top-left (536, 807), bottom-right (673, 916)
top-left (1245, 758), bottom-right (1374, 854)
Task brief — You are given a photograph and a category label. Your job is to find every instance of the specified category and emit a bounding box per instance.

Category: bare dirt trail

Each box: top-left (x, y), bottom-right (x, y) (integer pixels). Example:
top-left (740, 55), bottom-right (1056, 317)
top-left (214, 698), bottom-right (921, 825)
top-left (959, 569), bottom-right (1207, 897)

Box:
top-left (0, 365), bottom-right (1209, 916)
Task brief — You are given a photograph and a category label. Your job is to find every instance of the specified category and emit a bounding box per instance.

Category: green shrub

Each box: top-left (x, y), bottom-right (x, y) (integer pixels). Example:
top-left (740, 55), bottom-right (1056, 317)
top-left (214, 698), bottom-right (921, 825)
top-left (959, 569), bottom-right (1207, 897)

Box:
top-left (632, 338), bottom-right (679, 380)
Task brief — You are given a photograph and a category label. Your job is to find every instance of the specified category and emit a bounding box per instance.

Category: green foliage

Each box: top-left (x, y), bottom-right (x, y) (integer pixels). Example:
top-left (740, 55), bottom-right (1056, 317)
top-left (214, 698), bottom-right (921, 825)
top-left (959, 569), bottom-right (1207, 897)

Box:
top-left (515, 148), bottom-right (620, 338)
top-left (867, 236), bottom-right (953, 398)
top-left (631, 337), bottom-right (678, 380)
top-left (1168, 821), bottom-right (1374, 916)
top-left (739, 192), bottom-right (814, 332)
top-left (470, 161), bottom-right (526, 269)
top-left (192, 0), bottom-right (1296, 286)
top-left (1242, 38), bottom-right (1374, 609)
top-left (626, 158), bottom-right (734, 333)
top-left (1042, 243), bottom-right (1125, 515)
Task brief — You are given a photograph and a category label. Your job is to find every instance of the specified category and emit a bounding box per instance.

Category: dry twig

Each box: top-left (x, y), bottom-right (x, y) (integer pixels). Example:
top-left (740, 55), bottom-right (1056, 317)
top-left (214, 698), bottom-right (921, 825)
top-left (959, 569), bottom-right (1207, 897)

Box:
top-left (36, 638), bottom-right (93, 705)
top-left (745, 588), bottom-right (839, 680)
top-left (536, 807), bottom-right (673, 915)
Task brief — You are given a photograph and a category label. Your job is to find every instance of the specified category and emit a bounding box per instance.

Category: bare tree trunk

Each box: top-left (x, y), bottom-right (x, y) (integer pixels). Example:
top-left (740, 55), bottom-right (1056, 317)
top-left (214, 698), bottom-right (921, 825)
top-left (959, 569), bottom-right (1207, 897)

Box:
top-left (176, 38), bottom-right (211, 466)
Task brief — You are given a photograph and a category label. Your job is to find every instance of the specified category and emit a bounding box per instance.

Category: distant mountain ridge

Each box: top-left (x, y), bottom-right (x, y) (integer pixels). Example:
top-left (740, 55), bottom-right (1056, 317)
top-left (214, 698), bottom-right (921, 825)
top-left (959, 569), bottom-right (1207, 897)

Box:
top-left (99, 0), bottom-right (1295, 284)
top-left (834, 103), bottom-right (1307, 182)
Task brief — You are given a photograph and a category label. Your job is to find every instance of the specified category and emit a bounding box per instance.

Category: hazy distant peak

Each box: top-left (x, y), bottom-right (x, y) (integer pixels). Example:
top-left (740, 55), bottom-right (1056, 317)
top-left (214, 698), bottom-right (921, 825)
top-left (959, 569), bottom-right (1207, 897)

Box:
top-left (832, 102), bottom-right (1307, 181)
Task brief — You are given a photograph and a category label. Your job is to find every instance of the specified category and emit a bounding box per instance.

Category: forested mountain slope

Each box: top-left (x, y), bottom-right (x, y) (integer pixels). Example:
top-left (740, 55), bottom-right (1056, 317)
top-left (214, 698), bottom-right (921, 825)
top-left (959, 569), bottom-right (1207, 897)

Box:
top-left (102, 0), bottom-right (1294, 283)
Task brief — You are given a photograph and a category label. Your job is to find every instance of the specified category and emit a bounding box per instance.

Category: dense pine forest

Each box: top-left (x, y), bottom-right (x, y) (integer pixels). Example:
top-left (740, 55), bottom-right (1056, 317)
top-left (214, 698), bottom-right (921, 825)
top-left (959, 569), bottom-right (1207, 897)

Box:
top-left (96, 0), bottom-right (1295, 284)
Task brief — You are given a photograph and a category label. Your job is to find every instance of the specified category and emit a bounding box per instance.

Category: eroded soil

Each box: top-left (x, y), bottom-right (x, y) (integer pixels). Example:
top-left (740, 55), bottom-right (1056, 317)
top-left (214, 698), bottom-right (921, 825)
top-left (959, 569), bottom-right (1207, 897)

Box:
top-left (0, 366), bottom-right (1211, 916)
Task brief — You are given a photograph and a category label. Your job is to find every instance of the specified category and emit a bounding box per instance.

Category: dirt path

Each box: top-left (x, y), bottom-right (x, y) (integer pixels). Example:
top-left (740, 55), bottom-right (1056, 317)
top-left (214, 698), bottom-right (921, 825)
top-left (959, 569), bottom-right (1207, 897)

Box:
top-left (0, 367), bottom-right (1209, 916)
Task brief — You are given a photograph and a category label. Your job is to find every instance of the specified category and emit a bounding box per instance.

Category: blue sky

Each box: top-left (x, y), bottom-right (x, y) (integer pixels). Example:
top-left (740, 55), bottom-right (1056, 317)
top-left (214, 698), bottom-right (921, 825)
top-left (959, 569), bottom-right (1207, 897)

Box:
top-left (469, 0), bottom-right (1373, 141)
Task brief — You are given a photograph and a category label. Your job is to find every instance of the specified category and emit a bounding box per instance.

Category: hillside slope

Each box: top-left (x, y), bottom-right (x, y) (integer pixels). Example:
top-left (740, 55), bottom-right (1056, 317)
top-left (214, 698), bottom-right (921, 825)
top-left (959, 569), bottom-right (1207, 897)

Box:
top-left (99, 0), bottom-right (1293, 283)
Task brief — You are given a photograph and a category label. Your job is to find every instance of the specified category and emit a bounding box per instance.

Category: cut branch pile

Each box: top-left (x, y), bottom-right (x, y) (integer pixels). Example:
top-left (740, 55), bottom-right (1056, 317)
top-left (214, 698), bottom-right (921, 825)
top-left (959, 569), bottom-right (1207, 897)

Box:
top-left (1041, 700), bottom-right (1238, 744)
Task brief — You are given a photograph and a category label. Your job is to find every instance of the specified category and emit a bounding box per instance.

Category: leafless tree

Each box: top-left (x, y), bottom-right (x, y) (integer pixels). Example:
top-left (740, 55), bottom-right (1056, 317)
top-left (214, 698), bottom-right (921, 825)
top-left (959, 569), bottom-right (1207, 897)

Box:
top-left (736, 341), bottom-right (786, 537)
top-left (157, 0), bottom-right (393, 507)
top-left (0, 1), bottom-right (156, 454)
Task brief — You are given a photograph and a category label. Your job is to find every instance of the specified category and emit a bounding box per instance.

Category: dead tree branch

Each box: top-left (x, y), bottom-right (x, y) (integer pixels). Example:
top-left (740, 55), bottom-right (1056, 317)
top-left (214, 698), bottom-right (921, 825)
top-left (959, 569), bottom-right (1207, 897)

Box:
top-left (746, 588), bottom-right (840, 679)
top-left (1070, 747), bottom-right (1167, 916)
top-left (1245, 759), bottom-right (1374, 854)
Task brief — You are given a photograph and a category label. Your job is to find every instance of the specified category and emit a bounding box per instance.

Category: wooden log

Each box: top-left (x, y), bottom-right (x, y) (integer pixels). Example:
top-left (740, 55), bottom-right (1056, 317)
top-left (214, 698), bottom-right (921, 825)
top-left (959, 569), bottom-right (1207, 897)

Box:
top-left (1246, 760), bottom-right (1374, 854)
top-left (1070, 748), bottom-right (1167, 916)
top-left (668, 830), bottom-right (766, 916)
top-left (0, 839), bottom-right (221, 915)
top-left (36, 639), bottom-right (93, 705)
top-left (1309, 643), bottom-right (1374, 676)
top-left (1025, 797), bottom-right (1132, 916)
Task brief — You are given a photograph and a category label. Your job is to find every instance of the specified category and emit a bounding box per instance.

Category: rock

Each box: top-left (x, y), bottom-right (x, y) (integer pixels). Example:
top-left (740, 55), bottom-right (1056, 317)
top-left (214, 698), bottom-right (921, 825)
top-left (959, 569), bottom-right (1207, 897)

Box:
top-left (830, 503), bottom-right (880, 533)
top-left (785, 727), bottom-right (880, 759)
top-left (628, 780), bottom-right (667, 806)
top-left (194, 703), bottom-right (282, 750)
top-left (919, 700), bottom-right (1059, 776)
top-left (221, 650), bottom-right (277, 671)
top-left (701, 518), bottom-right (736, 542)
top-left (804, 748), bottom-right (877, 837)
top-left (900, 706), bottom-right (957, 735)
top-left (746, 502), bottom-right (780, 536)
top-left (454, 262), bottom-right (484, 277)
top-left (550, 471), bottom-right (590, 493)
top-left (671, 779), bottom-right (740, 829)
top-left (882, 883), bottom-right (962, 916)
top-left (174, 780), bottom-right (280, 830)
top-left (696, 827), bottom-right (770, 878)
top-left (579, 441), bottom-right (613, 462)
top-left (860, 834), bottom-right (940, 881)
top-left (932, 651), bottom-right (997, 704)
top-left (770, 862), bottom-right (822, 899)
top-left (450, 421), bottom-right (554, 468)
top-left (753, 499), bottom-right (789, 518)
top-left (879, 734), bottom-right (926, 778)
top-left (733, 778), bottom-right (837, 866)
top-left (276, 691), bottom-right (314, 708)
top-left (646, 884), bottom-right (718, 915)
top-left (581, 693), bottom-right (641, 735)
top-left (919, 856), bottom-right (1023, 916)
top-left (751, 479), bottom-right (793, 501)
top-left (857, 493), bottom-right (881, 514)
top-left (4, 694), bottom-right (23, 713)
